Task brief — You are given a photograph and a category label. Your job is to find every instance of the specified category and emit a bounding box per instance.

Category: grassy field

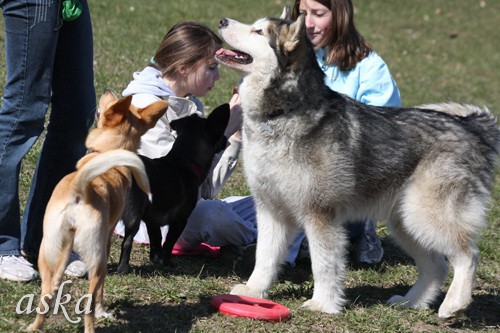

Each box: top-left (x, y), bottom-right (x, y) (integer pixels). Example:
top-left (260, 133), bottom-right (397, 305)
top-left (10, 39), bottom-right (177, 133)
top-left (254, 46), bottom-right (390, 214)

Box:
top-left (1, 0), bottom-right (499, 332)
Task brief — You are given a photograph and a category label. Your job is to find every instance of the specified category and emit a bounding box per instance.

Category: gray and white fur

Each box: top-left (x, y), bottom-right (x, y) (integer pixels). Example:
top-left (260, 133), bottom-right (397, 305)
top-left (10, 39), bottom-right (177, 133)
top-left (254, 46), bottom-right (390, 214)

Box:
top-left (216, 13), bottom-right (500, 318)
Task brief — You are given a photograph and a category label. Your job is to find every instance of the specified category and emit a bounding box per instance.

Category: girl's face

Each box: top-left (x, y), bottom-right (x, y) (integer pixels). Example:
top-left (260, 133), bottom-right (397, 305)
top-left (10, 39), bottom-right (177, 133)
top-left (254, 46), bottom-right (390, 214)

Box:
top-left (298, 0), bottom-right (333, 47)
top-left (185, 59), bottom-right (220, 97)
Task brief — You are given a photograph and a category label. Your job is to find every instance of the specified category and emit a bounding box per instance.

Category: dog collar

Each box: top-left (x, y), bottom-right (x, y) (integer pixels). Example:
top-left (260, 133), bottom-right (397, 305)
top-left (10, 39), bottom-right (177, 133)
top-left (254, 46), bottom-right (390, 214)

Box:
top-left (261, 106), bottom-right (294, 132)
top-left (181, 159), bottom-right (204, 182)
top-left (259, 122), bottom-right (274, 134)
top-left (266, 108), bottom-right (285, 120)
top-left (266, 105), bottom-right (294, 120)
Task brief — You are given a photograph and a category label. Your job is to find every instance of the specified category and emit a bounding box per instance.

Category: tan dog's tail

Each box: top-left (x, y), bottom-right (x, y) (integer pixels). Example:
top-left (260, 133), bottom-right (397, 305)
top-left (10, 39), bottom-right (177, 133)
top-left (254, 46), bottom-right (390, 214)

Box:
top-left (72, 149), bottom-right (152, 202)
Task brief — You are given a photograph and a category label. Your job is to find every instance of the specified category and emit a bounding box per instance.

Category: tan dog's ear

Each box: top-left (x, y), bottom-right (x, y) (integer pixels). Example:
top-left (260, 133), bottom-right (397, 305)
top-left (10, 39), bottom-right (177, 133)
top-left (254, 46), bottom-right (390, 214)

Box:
top-left (100, 95), bottom-right (133, 127)
top-left (284, 14), bottom-right (305, 53)
top-left (98, 89), bottom-right (118, 111)
top-left (137, 100), bottom-right (169, 129)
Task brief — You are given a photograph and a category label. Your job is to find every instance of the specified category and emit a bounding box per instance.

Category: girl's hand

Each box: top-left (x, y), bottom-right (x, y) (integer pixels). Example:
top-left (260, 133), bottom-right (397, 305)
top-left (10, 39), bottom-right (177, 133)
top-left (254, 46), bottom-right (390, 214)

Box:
top-left (225, 87), bottom-right (243, 138)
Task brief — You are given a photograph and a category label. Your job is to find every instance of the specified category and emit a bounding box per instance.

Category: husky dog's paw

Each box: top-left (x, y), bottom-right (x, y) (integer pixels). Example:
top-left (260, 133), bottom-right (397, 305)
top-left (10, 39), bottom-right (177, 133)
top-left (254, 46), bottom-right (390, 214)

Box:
top-left (388, 295), bottom-right (431, 310)
top-left (438, 301), bottom-right (468, 319)
top-left (438, 306), bottom-right (455, 319)
top-left (230, 284), bottom-right (266, 298)
top-left (387, 295), bottom-right (411, 307)
top-left (301, 299), bottom-right (343, 314)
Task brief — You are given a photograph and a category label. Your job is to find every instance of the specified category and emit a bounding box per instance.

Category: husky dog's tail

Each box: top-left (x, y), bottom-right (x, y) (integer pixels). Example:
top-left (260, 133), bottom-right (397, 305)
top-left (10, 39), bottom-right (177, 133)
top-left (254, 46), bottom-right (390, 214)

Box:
top-left (72, 149), bottom-right (152, 202)
top-left (418, 102), bottom-right (500, 153)
top-left (417, 102), bottom-right (491, 117)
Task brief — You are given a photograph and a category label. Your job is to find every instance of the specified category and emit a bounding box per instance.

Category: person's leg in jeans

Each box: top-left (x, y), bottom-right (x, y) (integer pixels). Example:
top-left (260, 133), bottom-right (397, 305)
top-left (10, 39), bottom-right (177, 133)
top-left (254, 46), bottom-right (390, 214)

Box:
top-left (281, 219), bottom-right (384, 266)
top-left (21, 0), bottom-right (96, 258)
top-left (0, 0), bottom-right (62, 281)
top-left (349, 218), bottom-right (384, 264)
top-left (0, 0), bottom-right (95, 281)
top-left (176, 197), bottom-right (258, 249)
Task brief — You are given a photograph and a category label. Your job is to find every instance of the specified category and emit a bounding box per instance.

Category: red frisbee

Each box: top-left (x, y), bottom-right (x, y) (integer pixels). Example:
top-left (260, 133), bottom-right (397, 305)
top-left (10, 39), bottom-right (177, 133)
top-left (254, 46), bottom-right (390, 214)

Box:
top-left (211, 294), bottom-right (291, 322)
top-left (171, 242), bottom-right (221, 257)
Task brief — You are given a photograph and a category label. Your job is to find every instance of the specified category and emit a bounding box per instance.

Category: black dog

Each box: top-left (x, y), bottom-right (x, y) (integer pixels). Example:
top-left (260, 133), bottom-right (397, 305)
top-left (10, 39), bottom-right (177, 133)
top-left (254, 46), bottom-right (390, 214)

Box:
top-left (117, 103), bottom-right (230, 274)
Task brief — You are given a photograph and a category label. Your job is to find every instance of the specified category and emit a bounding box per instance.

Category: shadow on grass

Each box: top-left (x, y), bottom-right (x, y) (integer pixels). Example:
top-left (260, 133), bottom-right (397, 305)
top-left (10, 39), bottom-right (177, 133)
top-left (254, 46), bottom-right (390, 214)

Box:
top-left (345, 285), bottom-right (499, 330)
top-left (97, 294), bottom-right (216, 333)
top-left (107, 253), bottom-right (251, 279)
top-left (107, 237), bottom-right (499, 331)
top-left (108, 236), bottom-right (413, 279)
top-left (445, 293), bottom-right (500, 330)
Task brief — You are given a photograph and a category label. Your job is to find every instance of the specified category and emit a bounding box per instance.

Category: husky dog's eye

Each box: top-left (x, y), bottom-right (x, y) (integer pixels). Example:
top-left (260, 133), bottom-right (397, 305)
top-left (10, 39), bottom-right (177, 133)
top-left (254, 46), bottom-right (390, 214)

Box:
top-left (253, 29), bottom-right (263, 35)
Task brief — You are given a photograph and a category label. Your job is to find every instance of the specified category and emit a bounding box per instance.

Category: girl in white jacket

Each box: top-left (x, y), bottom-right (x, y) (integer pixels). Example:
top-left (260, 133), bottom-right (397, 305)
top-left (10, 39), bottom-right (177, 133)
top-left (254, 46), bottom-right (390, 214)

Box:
top-left (114, 21), bottom-right (257, 253)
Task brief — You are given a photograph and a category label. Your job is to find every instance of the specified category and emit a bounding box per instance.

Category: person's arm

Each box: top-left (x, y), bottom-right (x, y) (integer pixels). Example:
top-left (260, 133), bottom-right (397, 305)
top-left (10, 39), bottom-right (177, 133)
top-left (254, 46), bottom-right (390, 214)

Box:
top-left (357, 53), bottom-right (402, 107)
top-left (199, 134), bottom-right (242, 199)
top-left (137, 116), bottom-right (175, 158)
top-left (128, 93), bottom-right (176, 158)
top-left (200, 91), bottom-right (243, 199)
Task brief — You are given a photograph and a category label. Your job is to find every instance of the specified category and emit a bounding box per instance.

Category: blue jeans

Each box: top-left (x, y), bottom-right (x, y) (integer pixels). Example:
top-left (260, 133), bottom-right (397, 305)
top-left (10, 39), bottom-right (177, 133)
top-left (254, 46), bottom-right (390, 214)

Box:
top-left (176, 196), bottom-right (258, 248)
top-left (0, 0), bottom-right (96, 257)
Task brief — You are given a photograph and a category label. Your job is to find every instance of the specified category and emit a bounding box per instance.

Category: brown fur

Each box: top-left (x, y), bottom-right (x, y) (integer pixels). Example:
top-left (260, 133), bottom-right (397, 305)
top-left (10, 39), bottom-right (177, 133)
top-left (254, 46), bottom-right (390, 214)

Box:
top-left (28, 91), bottom-right (168, 333)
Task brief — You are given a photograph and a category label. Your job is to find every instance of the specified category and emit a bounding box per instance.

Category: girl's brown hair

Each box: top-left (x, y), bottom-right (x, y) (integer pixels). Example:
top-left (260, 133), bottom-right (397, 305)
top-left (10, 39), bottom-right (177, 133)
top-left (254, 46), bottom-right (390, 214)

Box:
top-left (152, 21), bottom-right (222, 77)
top-left (292, 0), bottom-right (372, 71)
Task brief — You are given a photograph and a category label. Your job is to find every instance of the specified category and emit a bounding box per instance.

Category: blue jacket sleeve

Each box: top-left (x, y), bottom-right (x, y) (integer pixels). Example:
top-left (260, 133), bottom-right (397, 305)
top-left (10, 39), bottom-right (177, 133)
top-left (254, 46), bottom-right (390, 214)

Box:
top-left (357, 53), bottom-right (402, 107)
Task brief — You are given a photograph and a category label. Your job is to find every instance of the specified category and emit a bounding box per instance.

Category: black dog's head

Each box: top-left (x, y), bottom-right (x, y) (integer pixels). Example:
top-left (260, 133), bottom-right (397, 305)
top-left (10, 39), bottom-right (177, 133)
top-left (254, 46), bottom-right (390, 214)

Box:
top-left (169, 103), bottom-right (230, 181)
top-left (170, 103), bottom-right (230, 151)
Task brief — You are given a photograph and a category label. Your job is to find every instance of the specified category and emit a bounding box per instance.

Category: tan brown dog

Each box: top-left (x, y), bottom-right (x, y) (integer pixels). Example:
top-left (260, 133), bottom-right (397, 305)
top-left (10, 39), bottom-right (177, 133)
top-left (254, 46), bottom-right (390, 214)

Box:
top-left (28, 91), bottom-right (168, 333)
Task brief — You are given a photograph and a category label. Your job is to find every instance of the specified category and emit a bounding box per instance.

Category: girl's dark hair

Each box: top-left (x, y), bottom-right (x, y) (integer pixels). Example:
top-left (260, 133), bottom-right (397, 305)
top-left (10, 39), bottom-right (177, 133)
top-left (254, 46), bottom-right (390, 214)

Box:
top-left (292, 0), bottom-right (372, 71)
top-left (153, 21), bottom-right (222, 76)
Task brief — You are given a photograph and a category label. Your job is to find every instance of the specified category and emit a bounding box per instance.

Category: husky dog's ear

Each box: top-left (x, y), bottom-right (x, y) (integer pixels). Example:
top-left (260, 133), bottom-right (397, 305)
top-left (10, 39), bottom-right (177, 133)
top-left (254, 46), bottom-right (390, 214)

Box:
top-left (284, 14), bottom-right (305, 53)
top-left (280, 5), bottom-right (291, 20)
top-left (136, 100), bottom-right (169, 129)
top-left (100, 95), bottom-right (132, 127)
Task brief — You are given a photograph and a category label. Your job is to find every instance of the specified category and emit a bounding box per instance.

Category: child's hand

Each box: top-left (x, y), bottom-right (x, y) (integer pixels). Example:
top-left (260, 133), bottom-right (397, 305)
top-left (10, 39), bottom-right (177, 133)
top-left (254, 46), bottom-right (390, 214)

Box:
top-left (225, 87), bottom-right (243, 138)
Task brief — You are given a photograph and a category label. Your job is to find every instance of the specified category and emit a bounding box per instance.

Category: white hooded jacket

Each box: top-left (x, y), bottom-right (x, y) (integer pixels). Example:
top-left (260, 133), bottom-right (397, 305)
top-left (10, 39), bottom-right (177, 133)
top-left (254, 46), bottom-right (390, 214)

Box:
top-left (122, 66), bottom-right (241, 199)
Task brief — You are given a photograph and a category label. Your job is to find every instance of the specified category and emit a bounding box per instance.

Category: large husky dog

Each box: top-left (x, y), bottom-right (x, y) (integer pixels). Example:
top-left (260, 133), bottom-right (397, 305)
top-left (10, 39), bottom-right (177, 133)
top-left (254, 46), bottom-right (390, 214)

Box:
top-left (215, 12), bottom-right (500, 318)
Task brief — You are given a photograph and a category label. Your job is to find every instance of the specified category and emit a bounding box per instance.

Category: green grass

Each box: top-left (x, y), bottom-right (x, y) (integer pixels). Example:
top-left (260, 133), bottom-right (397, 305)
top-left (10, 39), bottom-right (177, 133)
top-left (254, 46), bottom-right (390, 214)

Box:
top-left (1, 0), bottom-right (499, 332)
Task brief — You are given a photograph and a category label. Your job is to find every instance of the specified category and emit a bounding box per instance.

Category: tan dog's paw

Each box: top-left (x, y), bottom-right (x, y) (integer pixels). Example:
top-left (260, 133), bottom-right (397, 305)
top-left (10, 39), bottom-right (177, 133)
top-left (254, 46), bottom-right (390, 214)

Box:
top-left (26, 324), bottom-right (37, 332)
top-left (230, 283), bottom-right (266, 299)
top-left (95, 304), bottom-right (114, 319)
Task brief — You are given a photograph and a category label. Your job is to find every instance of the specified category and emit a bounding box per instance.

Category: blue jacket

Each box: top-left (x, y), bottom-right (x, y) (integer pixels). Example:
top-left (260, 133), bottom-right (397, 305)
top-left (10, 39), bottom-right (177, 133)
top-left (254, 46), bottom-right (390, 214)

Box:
top-left (316, 48), bottom-right (401, 107)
